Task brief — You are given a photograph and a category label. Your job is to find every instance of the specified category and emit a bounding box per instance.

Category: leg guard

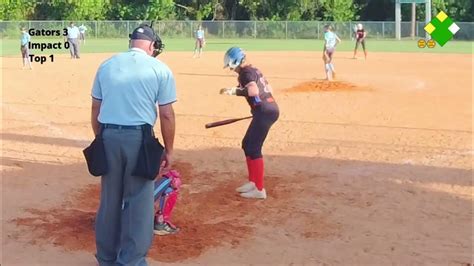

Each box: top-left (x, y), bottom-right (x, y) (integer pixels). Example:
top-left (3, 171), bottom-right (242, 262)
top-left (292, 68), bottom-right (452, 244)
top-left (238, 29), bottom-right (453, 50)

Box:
top-left (162, 189), bottom-right (178, 226)
top-left (154, 170), bottom-right (181, 228)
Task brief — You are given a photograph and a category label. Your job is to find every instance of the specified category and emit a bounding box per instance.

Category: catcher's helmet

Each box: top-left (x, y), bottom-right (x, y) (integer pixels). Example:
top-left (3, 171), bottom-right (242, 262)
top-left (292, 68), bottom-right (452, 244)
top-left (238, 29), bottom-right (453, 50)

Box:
top-left (224, 47), bottom-right (246, 69)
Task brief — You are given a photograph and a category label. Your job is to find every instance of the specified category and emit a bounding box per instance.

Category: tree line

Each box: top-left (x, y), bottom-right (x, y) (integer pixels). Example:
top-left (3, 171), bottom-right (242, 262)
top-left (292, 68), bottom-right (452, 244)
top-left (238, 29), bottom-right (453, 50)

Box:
top-left (1, 0), bottom-right (472, 22)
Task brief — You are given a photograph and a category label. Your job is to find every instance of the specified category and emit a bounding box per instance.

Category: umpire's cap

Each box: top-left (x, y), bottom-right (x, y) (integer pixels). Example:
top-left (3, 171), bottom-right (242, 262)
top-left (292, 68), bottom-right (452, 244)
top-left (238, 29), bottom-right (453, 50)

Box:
top-left (130, 25), bottom-right (156, 42)
top-left (129, 24), bottom-right (164, 57)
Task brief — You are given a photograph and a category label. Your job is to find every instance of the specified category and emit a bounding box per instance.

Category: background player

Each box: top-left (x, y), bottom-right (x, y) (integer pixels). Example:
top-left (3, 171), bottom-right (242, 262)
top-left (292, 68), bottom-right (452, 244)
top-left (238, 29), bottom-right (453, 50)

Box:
top-left (20, 27), bottom-right (32, 70)
top-left (322, 25), bottom-right (341, 80)
top-left (79, 24), bottom-right (87, 45)
top-left (220, 47), bottom-right (279, 199)
top-left (66, 22), bottom-right (80, 59)
top-left (193, 25), bottom-right (205, 58)
top-left (353, 23), bottom-right (367, 59)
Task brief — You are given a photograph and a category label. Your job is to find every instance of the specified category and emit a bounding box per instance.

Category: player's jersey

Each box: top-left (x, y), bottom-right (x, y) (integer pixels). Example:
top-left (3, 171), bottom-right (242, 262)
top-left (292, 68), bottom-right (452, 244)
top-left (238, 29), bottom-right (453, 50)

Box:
top-left (20, 32), bottom-right (30, 46)
top-left (356, 29), bottom-right (365, 40)
top-left (196, 29), bottom-right (204, 39)
top-left (238, 66), bottom-right (277, 113)
top-left (79, 25), bottom-right (87, 33)
top-left (324, 31), bottom-right (338, 49)
top-left (67, 26), bottom-right (80, 39)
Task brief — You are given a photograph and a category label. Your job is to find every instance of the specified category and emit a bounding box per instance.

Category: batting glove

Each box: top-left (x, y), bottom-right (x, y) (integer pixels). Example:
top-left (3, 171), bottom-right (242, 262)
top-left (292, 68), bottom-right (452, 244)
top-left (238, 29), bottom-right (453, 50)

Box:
top-left (220, 87), bottom-right (237, 95)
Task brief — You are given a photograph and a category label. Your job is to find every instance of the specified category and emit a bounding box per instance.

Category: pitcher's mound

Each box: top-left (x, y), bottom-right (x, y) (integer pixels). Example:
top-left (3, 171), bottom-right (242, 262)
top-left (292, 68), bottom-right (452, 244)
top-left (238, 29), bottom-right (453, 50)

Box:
top-left (285, 80), bottom-right (368, 93)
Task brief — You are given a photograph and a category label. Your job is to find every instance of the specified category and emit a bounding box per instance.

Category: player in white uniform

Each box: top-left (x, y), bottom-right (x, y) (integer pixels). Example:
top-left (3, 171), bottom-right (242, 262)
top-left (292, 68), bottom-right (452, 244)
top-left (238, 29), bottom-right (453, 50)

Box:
top-left (322, 25), bottom-right (341, 80)
top-left (79, 24), bottom-right (87, 45)
top-left (193, 25), bottom-right (205, 58)
top-left (20, 27), bottom-right (33, 69)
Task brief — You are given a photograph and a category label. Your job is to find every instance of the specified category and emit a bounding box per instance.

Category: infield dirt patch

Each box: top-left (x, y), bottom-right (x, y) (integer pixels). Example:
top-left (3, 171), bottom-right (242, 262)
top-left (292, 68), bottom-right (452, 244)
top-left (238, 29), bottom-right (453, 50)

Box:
top-left (284, 80), bottom-right (369, 93)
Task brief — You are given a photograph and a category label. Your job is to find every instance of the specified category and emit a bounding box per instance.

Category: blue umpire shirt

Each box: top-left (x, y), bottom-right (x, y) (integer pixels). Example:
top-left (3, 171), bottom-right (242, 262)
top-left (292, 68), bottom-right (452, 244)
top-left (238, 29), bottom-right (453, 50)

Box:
top-left (91, 48), bottom-right (177, 126)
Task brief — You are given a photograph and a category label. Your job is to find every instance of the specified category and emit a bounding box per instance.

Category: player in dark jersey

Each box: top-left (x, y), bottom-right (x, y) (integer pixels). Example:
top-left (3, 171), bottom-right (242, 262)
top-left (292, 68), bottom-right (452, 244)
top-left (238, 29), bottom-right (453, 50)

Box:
top-left (353, 23), bottom-right (367, 59)
top-left (220, 47), bottom-right (279, 199)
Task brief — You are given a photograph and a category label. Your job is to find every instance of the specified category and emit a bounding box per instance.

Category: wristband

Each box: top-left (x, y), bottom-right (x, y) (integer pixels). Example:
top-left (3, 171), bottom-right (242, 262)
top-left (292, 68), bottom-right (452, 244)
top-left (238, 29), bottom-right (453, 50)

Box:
top-left (236, 87), bottom-right (248, 97)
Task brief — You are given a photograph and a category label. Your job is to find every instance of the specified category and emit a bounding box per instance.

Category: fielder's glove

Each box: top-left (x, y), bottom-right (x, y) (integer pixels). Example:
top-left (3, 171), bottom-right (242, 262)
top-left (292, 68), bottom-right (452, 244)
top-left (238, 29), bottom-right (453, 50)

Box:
top-left (220, 87), bottom-right (238, 95)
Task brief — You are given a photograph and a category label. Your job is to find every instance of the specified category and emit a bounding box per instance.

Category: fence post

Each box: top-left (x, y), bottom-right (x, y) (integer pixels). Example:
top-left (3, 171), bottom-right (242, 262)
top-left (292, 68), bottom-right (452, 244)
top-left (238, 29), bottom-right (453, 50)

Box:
top-left (95, 21), bottom-right (98, 38)
top-left (191, 21), bottom-right (194, 39)
top-left (222, 21), bottom-right (225, 38)
top-left (382, 22), bottom-right (385, 39)
top-left (285, 21), bottom-right (288, 39)
top-left (127, 21), bottom-right (129, 35)
top-left (416, 21), bottom-right (419, 37)
top-left (254, 21), bottom-right (257, 38)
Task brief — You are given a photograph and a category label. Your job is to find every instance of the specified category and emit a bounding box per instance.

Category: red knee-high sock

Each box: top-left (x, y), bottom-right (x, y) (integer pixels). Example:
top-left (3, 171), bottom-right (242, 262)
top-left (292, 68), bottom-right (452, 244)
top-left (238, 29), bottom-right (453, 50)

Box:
top-left (251, 158), bottom-right (264, 191)
top-left (246, 156), bottom-right (254, 183)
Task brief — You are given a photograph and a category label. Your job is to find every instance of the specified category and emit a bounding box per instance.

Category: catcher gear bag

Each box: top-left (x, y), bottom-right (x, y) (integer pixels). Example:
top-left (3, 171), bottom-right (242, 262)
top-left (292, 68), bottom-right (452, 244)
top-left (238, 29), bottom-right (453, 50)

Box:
top-left (83, 125), bottom-right (108, 176)
top-left (132, 124), bottom-right (164, 180)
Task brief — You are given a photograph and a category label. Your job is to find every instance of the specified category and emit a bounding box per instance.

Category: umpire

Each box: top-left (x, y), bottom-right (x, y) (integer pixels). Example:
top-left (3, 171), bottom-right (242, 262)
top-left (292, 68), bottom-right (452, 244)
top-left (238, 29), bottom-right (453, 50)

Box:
top-left (90, 24), bottom-right (176, 266)
top-left (67, 22), bottom-right (80, 59)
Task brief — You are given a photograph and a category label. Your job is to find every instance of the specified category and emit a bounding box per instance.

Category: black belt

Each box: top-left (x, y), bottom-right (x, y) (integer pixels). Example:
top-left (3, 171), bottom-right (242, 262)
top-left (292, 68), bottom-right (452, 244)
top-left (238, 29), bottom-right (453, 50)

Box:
top-left (102, 124), bottom-right (144, 130)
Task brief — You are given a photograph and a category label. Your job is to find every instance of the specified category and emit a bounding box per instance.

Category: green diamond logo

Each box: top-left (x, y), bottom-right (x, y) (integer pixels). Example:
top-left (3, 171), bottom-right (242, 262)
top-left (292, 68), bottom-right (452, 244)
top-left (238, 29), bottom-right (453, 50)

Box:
top-left (425, 11), bottom-right (460, 46)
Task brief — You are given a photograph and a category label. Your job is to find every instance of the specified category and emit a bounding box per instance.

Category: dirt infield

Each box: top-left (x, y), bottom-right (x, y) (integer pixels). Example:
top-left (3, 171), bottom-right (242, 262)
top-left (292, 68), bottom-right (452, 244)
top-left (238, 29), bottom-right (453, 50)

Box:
top-left (1, 51), bottom-right (472, 265)
top-left (284, 80), bottom-right (368, 93)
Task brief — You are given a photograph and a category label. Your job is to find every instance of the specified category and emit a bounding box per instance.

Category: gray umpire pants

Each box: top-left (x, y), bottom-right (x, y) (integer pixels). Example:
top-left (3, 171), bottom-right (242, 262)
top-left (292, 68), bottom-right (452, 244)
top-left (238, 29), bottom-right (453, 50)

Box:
top-left (68, 38), bottom-right (80, 58)
top-left (95, 128), bottom-right (154, 266)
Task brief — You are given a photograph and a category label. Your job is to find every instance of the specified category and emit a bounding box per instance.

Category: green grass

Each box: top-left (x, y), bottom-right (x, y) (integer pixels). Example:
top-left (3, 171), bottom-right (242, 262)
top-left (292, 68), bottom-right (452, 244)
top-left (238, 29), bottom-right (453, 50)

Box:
top-left (1, 38), bottom-right (472, 56)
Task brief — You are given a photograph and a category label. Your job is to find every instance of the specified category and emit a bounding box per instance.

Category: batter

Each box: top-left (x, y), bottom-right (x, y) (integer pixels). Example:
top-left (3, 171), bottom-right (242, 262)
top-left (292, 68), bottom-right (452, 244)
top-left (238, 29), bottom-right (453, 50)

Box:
top-left (220, 47), bottom-right (279, 199)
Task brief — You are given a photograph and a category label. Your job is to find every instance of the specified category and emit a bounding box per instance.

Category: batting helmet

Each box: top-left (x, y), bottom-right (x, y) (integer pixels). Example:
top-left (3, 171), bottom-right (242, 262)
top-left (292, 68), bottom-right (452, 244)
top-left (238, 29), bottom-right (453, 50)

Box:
top-left (224, 47), bottom-right (246, 69)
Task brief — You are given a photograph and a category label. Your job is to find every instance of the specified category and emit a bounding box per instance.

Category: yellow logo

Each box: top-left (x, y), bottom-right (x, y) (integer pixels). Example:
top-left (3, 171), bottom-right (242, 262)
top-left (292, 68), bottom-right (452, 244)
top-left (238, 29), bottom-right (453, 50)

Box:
top-left (417, 39), bottom-right (427, 48)
top-left (427, 39), bottom-right (436, 48)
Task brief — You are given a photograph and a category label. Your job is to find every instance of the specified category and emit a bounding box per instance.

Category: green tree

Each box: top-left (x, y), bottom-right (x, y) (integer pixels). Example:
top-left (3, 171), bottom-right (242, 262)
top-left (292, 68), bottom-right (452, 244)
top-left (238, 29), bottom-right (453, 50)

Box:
top-left (322, 0), bottom-right (358, 21)
top-left (432, 0), bottom-right (472, 21)
top-left (31, 0), bottom-right (109, 20)
top-left (0, 0), bottom-right (36, 20)
top-left (146, 0), bottom-right (176, 20)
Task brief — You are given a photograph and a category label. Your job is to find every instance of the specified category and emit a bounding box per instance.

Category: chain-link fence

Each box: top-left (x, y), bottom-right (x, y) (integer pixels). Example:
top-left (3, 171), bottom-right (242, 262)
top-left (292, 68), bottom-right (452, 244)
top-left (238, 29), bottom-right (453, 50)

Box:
top-left (1, 20), bottom-right (472, 40)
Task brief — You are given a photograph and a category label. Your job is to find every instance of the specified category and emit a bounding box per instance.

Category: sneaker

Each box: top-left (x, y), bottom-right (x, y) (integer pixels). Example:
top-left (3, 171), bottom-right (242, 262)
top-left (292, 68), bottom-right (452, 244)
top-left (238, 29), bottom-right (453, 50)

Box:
top-left (240, 188), bottom-right (267, 199)
top-left (153, 222), bottom-right (179, 236)
top-left (236, 182), bottom-right (256, 193)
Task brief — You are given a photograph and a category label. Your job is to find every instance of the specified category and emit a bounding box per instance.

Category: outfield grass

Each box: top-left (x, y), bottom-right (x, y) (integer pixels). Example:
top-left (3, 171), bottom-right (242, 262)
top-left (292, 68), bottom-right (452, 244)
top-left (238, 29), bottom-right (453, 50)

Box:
top-left (1, 38), bottom-right (472, 56)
